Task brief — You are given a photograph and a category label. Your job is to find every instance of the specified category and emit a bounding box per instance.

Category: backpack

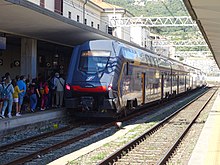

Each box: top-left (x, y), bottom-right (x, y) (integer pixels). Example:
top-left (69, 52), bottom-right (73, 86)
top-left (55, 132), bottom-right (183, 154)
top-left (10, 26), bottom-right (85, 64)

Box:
top-left (44, 84), bottom-right (49, 94)
top-left (49, 78), bottom-right (56, 91)
top-left (0, 83), bottom-right (11, 100)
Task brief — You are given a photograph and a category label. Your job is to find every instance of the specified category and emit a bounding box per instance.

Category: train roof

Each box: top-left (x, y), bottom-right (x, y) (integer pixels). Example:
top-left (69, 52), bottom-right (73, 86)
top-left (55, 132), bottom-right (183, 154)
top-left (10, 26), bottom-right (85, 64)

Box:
top-left (83, 39), bottom-right (201, 73)
top-left (115, 40), bottom-right (201, 72)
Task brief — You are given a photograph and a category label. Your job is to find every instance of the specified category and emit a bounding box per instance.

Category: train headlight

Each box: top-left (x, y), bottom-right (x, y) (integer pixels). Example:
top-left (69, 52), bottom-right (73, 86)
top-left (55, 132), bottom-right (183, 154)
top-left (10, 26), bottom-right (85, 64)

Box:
top-left (66, 84), bottom-right (71, 91)
top-left (108, 84), bottom-right (112, 91)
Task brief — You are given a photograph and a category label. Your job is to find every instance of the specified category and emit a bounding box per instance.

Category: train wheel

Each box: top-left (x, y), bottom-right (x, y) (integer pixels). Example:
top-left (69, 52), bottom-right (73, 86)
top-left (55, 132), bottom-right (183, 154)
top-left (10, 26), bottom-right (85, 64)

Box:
top-left (133, 98), bottom-right (138, 107)
top-left (123, 108), bottom-right (127, 117)
top-left (126, 100), bottom-right (132, 109)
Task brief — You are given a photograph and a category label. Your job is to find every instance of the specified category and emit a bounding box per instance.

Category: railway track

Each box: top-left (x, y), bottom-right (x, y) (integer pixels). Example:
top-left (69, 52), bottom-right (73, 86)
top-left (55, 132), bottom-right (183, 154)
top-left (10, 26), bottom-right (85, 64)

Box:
top-left (0, 87), bottom-right (210, 164)
top-left (97, 88), bottom-right (217, 165)
top-left (0, 121), bottom-right (114, 165)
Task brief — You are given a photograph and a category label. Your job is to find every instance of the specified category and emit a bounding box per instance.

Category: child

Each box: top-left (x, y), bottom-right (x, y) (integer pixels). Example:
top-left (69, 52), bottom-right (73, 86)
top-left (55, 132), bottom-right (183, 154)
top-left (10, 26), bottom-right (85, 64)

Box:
top-left (12, 79), bottom-right (23, 116)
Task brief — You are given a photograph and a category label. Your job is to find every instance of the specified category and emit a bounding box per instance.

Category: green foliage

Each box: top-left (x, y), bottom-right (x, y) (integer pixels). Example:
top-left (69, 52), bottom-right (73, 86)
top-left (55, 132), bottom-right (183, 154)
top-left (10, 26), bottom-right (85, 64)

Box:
top-left (105, 0), bottom-right (188, 17)
top-left (104, 0), bottom-right (200, 51)
top-left (91, 152), bottom-right (107, 161)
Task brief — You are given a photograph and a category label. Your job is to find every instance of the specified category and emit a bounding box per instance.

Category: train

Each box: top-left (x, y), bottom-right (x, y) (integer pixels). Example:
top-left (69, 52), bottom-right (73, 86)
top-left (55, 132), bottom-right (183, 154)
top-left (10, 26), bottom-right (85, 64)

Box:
top-left (65, 40), bottom-right (206, 118)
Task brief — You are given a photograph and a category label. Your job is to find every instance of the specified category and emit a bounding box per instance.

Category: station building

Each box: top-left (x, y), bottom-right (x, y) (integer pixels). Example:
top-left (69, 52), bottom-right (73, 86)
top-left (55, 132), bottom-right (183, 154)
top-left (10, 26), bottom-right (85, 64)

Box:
top-left (0, 0), bottom-right (153, 80)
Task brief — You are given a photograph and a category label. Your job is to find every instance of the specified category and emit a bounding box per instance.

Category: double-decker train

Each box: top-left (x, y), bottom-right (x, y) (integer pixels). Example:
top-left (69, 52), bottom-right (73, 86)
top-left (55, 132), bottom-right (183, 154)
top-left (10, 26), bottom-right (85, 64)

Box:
top-left (65, 40), bottom-right (206, 118)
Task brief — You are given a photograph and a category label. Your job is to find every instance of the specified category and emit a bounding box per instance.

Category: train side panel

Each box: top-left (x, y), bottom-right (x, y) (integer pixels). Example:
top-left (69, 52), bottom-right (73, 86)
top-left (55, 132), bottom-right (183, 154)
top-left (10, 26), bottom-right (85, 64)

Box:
top-left (65, 39), bottom-right (205, 118)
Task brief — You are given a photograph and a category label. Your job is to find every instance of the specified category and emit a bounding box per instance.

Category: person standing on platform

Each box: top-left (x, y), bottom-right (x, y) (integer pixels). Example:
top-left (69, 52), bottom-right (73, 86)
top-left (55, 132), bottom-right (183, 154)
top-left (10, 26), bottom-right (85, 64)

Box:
top-left (12, 79), bottom-right (24, 116)
top-left (54, 73), bottom-right (65, 107)
top-left (1, 76), bottom-right (14, 118)
top-left (17, 75), bottom-right (26, 113)
top-left (40, 81), bottom-right (49, 110)
top-left (28, 79), bottom-right (40, 112)
top-left (49, 73), bottom-right (57, 108)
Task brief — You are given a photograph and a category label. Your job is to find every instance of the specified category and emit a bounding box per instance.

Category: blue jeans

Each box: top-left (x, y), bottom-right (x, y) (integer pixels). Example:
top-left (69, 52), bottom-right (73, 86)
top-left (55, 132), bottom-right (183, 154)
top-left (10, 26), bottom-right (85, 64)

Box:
top-left (18, 94), bottom-right (24, 105)
top-left (1, 98), bottom-right (13, 116)
top-left (30, 94), bottom-right (37, 110)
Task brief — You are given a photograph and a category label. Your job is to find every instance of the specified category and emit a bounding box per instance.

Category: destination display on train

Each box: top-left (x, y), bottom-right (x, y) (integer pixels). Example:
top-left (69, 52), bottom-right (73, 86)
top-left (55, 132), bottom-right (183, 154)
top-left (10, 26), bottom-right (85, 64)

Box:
top-left (81, 50), bottom-right (110, 57)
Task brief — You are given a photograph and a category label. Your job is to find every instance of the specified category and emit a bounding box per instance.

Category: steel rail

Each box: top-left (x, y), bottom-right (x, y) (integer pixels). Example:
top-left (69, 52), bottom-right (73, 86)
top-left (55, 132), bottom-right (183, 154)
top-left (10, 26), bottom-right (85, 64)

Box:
top-left (157, 88), bottom-right (218, 165)
top-left (97, 88), bottom-right (211, 165)
top-left (0, 125), bottom-right (78, 152)
top-left (4, 122), bottom-right (114, 165)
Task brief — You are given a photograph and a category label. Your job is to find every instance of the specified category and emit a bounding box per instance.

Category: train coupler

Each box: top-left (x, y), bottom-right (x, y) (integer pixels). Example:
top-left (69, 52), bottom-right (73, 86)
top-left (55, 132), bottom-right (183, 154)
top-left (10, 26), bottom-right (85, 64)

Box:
top-left (80, 96), bottom-right (94, 111)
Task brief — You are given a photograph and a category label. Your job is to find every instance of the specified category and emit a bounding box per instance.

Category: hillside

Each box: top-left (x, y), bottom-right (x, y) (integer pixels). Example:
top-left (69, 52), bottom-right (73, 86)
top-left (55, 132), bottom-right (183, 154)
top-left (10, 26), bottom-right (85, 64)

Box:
top-left (105, 0), bottom-right (188, 17)
top-left (104, 0), bottom-right (208, 51)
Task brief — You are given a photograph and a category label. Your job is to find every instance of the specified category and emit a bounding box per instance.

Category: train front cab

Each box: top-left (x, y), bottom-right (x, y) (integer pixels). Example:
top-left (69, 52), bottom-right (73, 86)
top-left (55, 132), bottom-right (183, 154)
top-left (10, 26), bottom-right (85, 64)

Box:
top-left (65, 41), bottom-right (121, 117)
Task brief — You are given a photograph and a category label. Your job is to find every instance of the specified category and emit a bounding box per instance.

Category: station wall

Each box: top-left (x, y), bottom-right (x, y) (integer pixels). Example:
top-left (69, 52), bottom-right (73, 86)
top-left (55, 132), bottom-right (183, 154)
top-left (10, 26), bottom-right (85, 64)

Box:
top-left (0, 37), bottom-right (21, 79)
top-left (0, 35), bottom-right (72, 81)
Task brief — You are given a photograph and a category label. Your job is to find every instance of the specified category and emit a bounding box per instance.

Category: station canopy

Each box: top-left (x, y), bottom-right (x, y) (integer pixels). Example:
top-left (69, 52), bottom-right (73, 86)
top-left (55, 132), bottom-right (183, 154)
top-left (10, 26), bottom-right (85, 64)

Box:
top-left (184, 0), bottom-right (220, 68)
top-left (0, 0), bottom-right (115, 47)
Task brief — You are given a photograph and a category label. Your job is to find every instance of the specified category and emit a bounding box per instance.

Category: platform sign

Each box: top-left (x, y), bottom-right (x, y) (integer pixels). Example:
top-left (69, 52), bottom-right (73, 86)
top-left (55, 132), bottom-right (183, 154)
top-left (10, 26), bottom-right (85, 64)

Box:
top-left (0, 37), bottom-right (6, 50)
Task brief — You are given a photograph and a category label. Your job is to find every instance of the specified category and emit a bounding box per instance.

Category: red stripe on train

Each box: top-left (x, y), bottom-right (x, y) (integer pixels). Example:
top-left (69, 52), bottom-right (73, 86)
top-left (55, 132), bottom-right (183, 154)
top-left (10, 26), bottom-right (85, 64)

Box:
top-left (72, 85), bottom-right (107, 92)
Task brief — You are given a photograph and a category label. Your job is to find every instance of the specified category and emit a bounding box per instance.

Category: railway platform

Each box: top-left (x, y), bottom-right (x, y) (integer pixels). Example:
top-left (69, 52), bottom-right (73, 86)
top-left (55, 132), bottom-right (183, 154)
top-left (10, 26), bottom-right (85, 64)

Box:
top-left (0, 108), bottom-right (67, 136)
top-left (189, 90), bottom-right (220, 165)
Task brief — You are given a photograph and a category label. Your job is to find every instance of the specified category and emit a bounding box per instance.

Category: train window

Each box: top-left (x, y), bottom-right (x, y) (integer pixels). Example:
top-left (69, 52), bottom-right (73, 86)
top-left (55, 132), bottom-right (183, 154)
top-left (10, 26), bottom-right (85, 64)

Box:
top-left (154, 58), bottom-right (158, 67)
top-left (145, 55), bottom-right (150, 65)
top-left (125, 62), bottom-right (133, 75)
top-left (139, 53), bottom-right (145, 61)
top-left (158, 58), bottom-right (167, 68)
top-left (149, 57), bottom-right (155, 66)
top-left (166, 60), bottom-right (171, 68)
top-left (126, 62), bottom-right (129, 75)
top-left (79, 50), bottom-right (111, 73)
top-left (122, 48), bottom-right (136, 60)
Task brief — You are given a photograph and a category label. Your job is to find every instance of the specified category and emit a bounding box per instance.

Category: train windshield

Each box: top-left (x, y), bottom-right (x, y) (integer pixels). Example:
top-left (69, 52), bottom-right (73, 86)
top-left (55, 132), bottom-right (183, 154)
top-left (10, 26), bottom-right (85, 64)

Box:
top-left (79, 50), bottom-right (110, 73)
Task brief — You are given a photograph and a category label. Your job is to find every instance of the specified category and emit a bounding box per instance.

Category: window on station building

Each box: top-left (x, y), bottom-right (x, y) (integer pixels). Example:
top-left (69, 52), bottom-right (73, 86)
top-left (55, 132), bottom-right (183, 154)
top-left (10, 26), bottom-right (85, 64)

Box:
top-left (91, 21), bottom-right (94, 27)
top-left (40, 0), bottom-right (45, 7)
top-left (54, 0), bottom-right (63, 15)
top-left (68, 11), bottom-right (71, 19)
top-left (97, 24), bottom-right (100, 30)
top-left (108, 26), bottom-right (113, 35)
top-left (77, 15), bottom-right (80, 22)
top-left (84, 19), bottom-right (87, 25)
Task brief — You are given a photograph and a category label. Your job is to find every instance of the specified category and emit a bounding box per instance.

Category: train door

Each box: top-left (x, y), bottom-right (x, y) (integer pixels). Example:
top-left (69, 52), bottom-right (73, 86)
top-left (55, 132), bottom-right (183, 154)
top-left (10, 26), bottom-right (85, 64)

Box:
top-left (141, 72), bottom-right (146, 104)
top-left (161, 73), bottom-right (164, 99)
top-left (191, 77), bottom-right (194, 89)
top-left (177, 75), bottom-right (180, 94)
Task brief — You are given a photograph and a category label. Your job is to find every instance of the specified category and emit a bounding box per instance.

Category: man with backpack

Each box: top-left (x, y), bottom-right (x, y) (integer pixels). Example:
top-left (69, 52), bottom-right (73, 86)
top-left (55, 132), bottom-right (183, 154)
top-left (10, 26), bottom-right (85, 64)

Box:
top-left (1, 76), bottom-right (14, 118)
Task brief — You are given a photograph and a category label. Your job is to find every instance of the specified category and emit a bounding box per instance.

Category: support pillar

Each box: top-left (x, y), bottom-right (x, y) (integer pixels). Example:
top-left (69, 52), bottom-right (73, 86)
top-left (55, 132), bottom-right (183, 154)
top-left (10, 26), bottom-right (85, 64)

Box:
top-left (21, 38), bottom-right (37, 79)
